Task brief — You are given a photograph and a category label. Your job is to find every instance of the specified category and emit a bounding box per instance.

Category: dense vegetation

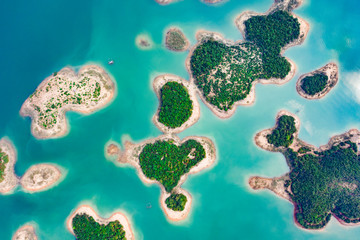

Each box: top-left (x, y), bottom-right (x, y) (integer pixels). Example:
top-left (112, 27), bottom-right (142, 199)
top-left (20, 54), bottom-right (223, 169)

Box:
top-left (245, 10), bottom-right (300, 79)
top-left (266, 115), bottom-right (296, 147)
top-left (158, 82), bottom-right (193, 128)
top-left (189, 10), bottom-right (300, 112)
top-left (300, 73), bottom-right (328, 96)
top-left (0, 148), bottom-right (9, 182)
top-left (284, 140), bottom-right (360, 229)
top-left (139, 139), bottom-right (206, 192)
top-left (165, 193), bottom-right (187, 211)
top-left (165, 29), bottom-right (188, 51)
top-left (190, 40), bottom-right (263, 111)
top-left (72, 213), bottom-right (126, 240)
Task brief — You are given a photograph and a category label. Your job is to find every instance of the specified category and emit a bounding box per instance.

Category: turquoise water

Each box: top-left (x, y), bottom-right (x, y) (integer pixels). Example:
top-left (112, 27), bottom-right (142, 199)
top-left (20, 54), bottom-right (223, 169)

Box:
top-left (1, 0), bottom-right (360, 239)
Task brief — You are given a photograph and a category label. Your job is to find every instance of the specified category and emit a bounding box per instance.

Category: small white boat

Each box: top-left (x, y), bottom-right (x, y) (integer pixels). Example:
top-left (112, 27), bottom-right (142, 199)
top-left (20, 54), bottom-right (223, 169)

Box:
top-left (108, 60), bottom-right (114, 65)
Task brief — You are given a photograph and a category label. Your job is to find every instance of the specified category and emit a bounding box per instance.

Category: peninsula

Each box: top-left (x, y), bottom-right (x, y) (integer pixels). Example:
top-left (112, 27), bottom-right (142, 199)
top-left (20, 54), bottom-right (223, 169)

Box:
top-left (12, 224), bottom-right (37, 240)
top-left (296, 62), bottom-right (339, 99)
top-left (251, 110), bottom-right (360, 230)
top-left (106, 134), bottom-right (216, 221)
top-left (67, 205), bottom-right (134, 240)
top-left (0, 138), bottom-right (18, 194)
top-left (153, 74), bottom-right (200, 134)
top-left (20, 65), bottom-right (115, 139)
top-left (20, 164), bottom-right (62, 192)
top-left (165, 27), bottom-right (190, 52)
top-left (186, 0), bottom-right (309, 118)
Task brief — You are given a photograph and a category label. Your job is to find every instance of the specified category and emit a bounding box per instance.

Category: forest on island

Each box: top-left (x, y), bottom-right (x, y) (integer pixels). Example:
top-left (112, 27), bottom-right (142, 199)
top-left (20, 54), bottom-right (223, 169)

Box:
top-left (165, 193), bottom-right (187, 211)
top-left (300, 73), bottom-right (328, 95)
top-left (72, 213), bottom-right (127, 240)
top-left (0, 148), bottom-right (9, 182)
top-left (139, 139), bottom-right (206, 192)
top-left (266, 115), bottom-right (297, 147)
top-left (158, 81), bottom-right (193, 128)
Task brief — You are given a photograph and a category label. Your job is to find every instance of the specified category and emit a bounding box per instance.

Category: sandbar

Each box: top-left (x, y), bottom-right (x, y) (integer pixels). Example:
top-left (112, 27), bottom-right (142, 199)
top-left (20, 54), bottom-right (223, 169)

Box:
top-left (21, 164), bottom-right (62, 192)
top-left (12, 224), bottom-right (37, 240)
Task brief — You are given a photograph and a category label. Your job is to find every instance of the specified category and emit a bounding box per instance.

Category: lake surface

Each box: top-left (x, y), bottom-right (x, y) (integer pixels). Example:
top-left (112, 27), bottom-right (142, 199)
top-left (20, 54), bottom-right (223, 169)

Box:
top-left (1, 0), bottom-right (360, 239)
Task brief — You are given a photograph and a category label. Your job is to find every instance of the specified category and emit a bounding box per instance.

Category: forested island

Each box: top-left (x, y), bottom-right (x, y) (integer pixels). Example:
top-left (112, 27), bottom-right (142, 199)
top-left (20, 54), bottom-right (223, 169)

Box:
top-left (67, 205), bottom-right (134, 240)
top-left (0, 138), bottom-right (17, 194)
top-left (20, 164), bottom-right (62, 192)
top-left (165, 28), bottom-right (190, 52)
top-left (153, 74), bottom-right (200, 133)
top-left (12, 224), bottom-right (37, 240)
top-left (252, 111), bottom-right (360, 230)
top-left (187, 0), bottom-right (308, 118)
top-left (106, 134), bottom-right (216, 221)
top-left (296, 62), bottom-right (339, 99)
top-left (20, 65), bottom-right (115, 139)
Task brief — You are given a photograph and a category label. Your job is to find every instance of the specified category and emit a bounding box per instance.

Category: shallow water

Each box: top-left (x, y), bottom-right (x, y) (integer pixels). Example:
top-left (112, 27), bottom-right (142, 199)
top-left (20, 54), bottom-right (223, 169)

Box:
top-left (1, 0), bottom-right (360, 239)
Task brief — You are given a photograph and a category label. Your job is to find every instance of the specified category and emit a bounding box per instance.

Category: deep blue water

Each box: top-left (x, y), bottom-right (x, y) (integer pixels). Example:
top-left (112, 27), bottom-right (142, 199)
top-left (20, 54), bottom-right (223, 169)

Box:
top-left (1, 0), bottom-right (360, 239)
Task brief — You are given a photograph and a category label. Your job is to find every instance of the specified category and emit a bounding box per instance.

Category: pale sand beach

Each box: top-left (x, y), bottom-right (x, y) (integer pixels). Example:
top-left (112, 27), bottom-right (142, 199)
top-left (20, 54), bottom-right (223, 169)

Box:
top-left (152, 74), bottom-right (200, 134)
top-left (20, 64), bottom-right (115, 139)
top-left (21, 164), bottom-right (62, 192)
top-left (106, 134), bottom-right (216, 221)
top-left (296, 62), bottom-right (339, 99)
top-left (12, 225), bottom-right (37, 240)
top-left (0, 138), bottom-right (18, 194)
top-left (67, 205), bottom-right (134, 240)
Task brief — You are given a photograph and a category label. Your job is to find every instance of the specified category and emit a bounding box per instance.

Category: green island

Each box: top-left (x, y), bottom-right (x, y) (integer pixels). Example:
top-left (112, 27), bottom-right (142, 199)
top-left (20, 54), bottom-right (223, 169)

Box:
top-left (72, 213), bottom-right (126, 240)
top-left (189, 10), bottom-right (301, 112)
top-left (139, 139), bottom-right (205, 193)
top-left (0, 148), bottom-right (9, 182)
top-left (252, 112), bottom-right (360, 230)
top-left (266, 115), bottom-right (297, 148)
top-left (165, 28), bottom-right (189, 51)
top-left (300, 73), bottom-right (328, 96)
top-left (165, 193), bottom-right (187, 211)
top-left (158, 81), bottom-right (193, 128)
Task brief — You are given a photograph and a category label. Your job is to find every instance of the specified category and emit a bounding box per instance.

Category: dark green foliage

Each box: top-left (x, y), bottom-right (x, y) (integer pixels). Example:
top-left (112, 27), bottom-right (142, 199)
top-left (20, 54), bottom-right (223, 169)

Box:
top-left (245, 10), bottom-right (300, 79)
top-left (139, 140), bottom-right (206, 192)
top-left (285, 142), bottom-right (360, 229)
top-left (166, 29), bottom-right (188, 51)
top-left (298, 146), bottom-right (311, 154)
top-left (189, 10), bottom-right (300, 112)
top-left (190, 40), bottom-right (263, 111)
top-left (72, 213), bottom-right (126, 240)
top-left (158, 82), bottom-right (193, 128)
top-left (266, 115), bottom-right (296, 147)
top-left (93, 82), bottom-right (101, 98)
top-left (0, 148), bottom-right (9, 182)
top-left (300, 73), bottom-right (328, 95)
top-left (165, 193), bottom-right (187, 211)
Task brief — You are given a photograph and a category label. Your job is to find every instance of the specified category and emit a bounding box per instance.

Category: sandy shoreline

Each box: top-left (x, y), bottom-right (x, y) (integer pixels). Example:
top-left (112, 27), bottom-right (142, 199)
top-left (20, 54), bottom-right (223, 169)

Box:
top-left (296, 62), bottom-right (339, 100)
top-left (67, 205), bottom-right (134, 240)
top-left (12, 224), bottom-right (37, 240)
top-left (155, 0), bottom-right (224, 5)
top-left (106, 134), bottom-right (216, 221)
top-left (0, 138), bottom-right (18, 194)
top-left (152, 74), bottom-right (200, 134)
top-left (20, 64), bottom-right (115, 139)
top-left (20, 164), bottom-right (62, 192)
top-left (164, 27), bottom-right (190, 52)
top-left (185, 0), bottom-right (309, 119)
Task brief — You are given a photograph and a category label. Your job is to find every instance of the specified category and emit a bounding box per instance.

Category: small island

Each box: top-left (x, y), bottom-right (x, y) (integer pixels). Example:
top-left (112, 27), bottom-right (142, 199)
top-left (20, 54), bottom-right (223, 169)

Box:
top-left (0, 138), bottom-right (18, 194)
top-left (186, 0), bottom-right (309, 118)
top-left (20, 65), bottom-right (115, 139)
top-left (67, 205), bottom-right (134, 240)
top-left (252, 110), bottom-right (360, 230)
top-left (153, 74), bottom-right (200, 134)
top-left (106, 134), bottom-right (216, 221)
top-left (21, 164), bottom-right (62, 192)
top-left (12, 224), bottom-right (37, 240)
top-left (296, 62), bottom-right (339, 99)
top-left (165, 27), bottom-right (190, 52)
top-left (135, 34), bottom-right (154, 50)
